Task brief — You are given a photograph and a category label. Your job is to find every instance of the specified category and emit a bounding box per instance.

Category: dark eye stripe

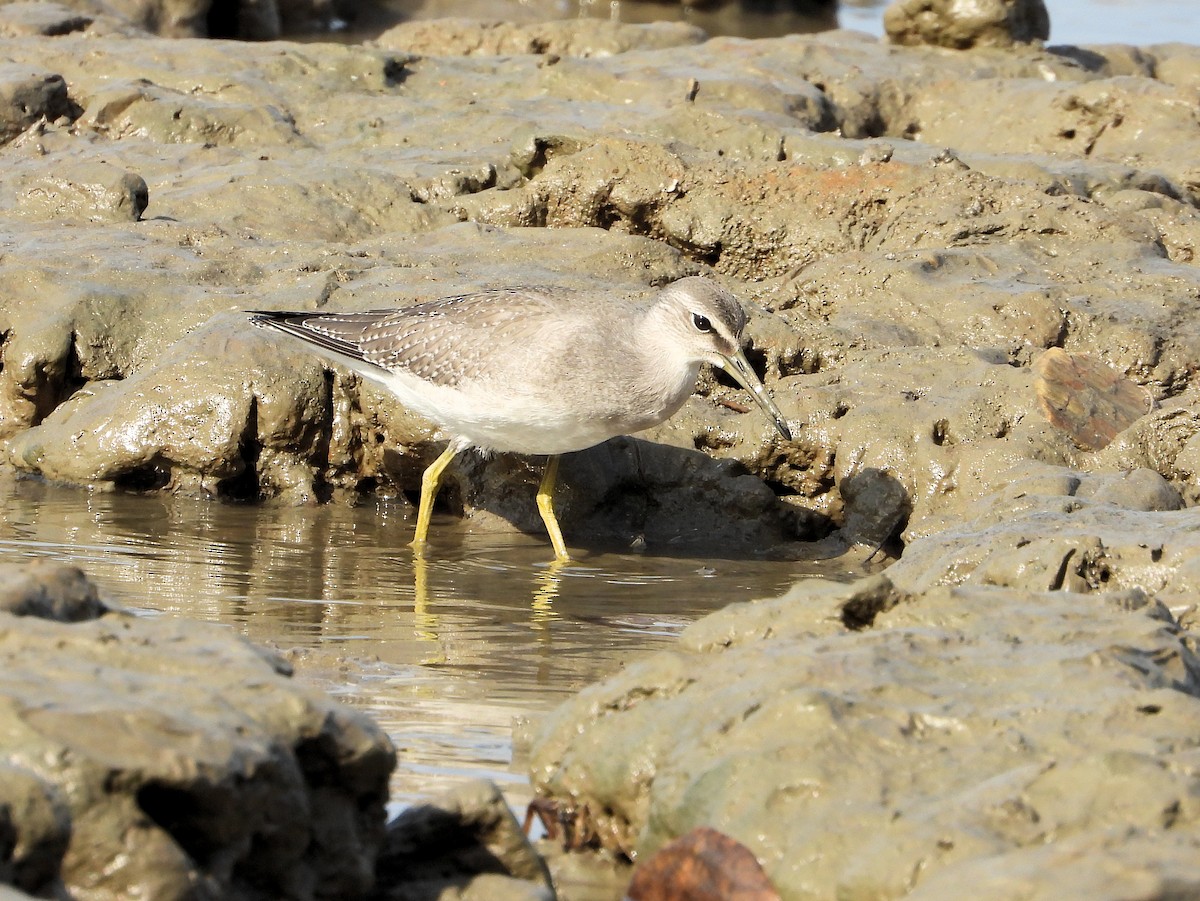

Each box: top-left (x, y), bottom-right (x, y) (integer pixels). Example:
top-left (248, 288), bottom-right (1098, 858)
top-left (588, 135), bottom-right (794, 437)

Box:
top-left (692, 313), bottom-right (712, 332)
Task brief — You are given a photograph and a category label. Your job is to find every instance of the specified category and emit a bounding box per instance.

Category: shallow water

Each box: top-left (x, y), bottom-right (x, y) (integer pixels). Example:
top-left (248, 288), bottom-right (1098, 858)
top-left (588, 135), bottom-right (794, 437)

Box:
top-left (0, 476), bottom-right (854, 812)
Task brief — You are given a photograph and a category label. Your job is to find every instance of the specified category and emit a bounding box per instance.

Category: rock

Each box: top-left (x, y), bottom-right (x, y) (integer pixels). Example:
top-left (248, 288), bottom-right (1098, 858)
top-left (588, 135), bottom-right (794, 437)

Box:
top-left (450, 437), bottom-right (816, 553)
top-left (3, 313), bottom-right (350, 501)
top-left (372, 18), bottom-right (707, 57)
top-left (76, 79), bottom-right (304, 146)
top-left (0, 561), bottom-right (395, 900)
top-left (18, 162), bottom-right (149, 224)
top-left (883, 0), bottom-right (1050, 48)
top-left (526, 576), bottom-right (1200, 899)
top-left (1094, 398), bottom-right (1200, 505)
top-left (531, 844), bottom-right (630, 901)
top-left (626, 826), bottom-right (781, 901)
top-left (904, 830), bottom-right (1200, 901)
top-left (0, 16), bottom-right (1197, 901)
top-left (0, 764), bottom-right (70, 897)
top-left (1075, 466), bottom-right (1182, 511)
top-left (0, 65), bottom-right (73, 144)
top-left (0, 560), bottom-right (105, 620)
top-left (0, 2), bottom-right (92, 37)
top-left (370, 0), bottom-right (833, 41)
top-left (836, 465), bottom-right (909, 550)
top-left (374, 779), bottom-right (554, 901)
top-left (884, 492), bottom-right (1200, 610)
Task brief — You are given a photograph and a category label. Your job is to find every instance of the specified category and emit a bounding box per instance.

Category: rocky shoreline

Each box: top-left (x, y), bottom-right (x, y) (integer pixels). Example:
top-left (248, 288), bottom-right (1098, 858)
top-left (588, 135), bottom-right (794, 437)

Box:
top-left (1, 0), bottom-right (1199, 897)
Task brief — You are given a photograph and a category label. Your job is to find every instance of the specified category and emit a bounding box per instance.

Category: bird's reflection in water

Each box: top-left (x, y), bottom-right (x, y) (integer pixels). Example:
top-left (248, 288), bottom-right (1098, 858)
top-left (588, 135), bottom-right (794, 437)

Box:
top-left (530, 559), bottom-right (565, 623)
top-left (412, 552), bottom-right (438, 646)
top-left (411, 550), bottom-right (566, 654)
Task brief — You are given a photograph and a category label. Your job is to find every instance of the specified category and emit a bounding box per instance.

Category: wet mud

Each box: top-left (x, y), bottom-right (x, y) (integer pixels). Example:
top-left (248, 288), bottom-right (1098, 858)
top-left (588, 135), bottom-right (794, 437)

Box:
top-left (0, 4), bottom-right (1198, 899)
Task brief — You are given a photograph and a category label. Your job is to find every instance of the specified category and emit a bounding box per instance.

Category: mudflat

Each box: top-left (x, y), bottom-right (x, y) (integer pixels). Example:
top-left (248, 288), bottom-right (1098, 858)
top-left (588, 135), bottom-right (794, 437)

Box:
top-left (0, 5), bottom-right (1198, 899)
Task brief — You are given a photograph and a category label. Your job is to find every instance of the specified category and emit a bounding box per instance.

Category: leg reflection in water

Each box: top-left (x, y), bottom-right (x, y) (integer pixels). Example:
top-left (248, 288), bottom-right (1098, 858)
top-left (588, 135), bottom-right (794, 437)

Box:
top-left (410, 553), bottom-right (567, 650)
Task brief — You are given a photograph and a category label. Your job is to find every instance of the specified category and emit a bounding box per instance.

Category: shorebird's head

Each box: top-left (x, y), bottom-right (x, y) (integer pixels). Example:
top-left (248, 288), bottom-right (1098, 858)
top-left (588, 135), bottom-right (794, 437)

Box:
top-left (653, 277), bottom-right (792, 441)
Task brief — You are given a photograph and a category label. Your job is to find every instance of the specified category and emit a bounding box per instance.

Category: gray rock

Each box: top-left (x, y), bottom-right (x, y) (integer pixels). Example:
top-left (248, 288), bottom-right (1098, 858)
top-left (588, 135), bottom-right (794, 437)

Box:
top-left (0, 2), bottom-right (92, 37)
top-left (375, 779), bottom-right (554, 901)
top-left (0, 764), bottom-right (70, 897)
top-left (0, 65), bottom-right (73, 144)
top-left (884, 0), bottom-right (1050, 48)
top-left (1074, 466), bottom-right (1183, 512)
top-left (886, 493), bottom-right (1200, 610)
top-left (526, 576), bottom-right (1200, 898)
top-left (372, 18), bottom-right (707, 57)
top-left (0, 561), bottom-right (395, 900)
top-left (0, 560), bottom-right (105, 620)
top-left (18, 162), bottom-right (148, 223)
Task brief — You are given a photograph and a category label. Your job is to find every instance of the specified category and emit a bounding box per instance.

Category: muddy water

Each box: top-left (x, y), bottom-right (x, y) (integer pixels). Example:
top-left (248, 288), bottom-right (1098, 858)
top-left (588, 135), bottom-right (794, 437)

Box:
top-left (0, 476), bottom-right (853, 812)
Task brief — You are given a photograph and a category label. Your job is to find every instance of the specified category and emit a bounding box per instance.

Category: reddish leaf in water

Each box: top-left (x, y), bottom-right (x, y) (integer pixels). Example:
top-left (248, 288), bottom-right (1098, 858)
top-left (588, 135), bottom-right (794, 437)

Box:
top-left (626, 826), bottom-right (781, 901)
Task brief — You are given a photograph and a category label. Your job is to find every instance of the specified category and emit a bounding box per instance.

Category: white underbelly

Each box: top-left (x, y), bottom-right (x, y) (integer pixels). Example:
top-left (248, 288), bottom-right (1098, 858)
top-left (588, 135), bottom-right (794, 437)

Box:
top-left (374, 369), bottom-right (668, 455)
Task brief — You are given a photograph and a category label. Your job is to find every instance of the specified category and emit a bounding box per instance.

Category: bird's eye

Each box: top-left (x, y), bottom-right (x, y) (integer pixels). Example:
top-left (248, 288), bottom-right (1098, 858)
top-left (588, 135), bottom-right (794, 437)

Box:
top-left (692, 313), bottom-right (712, 333)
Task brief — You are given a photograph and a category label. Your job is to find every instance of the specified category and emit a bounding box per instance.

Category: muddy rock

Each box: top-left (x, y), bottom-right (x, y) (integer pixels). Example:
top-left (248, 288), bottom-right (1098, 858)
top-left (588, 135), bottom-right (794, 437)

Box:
top-left (885, 490), bottom-right (1200, 615)
top-left (0, 763), bottom-right (69, 898)
top-left (883, 0), bottom-right (1050, 49)
top-left (626, 826), bottom-right (782, 901)
top-left (373, 18), bottom-right (707, 57)
top-left (0, 2), bottom-right (92, 37)
top-left (449, 436), bottom-right (819, 552)
top-left (375, 779), bottom-right (554, 901)
top-left (0, 558), bottom-right (105, 620)
top-left (525, 575), bottom-right (1200, 898)
top-left (0, 64), bottom-right (72, 142)
top-left (0, 8), bottom-right (1195, 549)
top-left (369, 0), bottom-right (835, 40)
top-left (93, 0), bottom-right (338, 38)
top-left (0, 560), bottom-right (396, 900)
top-left (0, 11), bottom-right (1195, 901)
top-left (17, 160), bottom-right (148, 223)
top-left (0, 27), bottom-right (1197, 556)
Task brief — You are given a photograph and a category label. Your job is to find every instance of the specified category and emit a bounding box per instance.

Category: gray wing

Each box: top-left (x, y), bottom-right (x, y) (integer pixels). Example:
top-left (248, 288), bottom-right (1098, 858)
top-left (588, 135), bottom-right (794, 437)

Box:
top-left (251, 287), bottom-right (579, 388)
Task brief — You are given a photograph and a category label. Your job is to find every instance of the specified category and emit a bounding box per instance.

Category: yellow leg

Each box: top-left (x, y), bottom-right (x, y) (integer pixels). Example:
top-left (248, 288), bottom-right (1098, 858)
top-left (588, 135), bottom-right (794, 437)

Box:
top-left (411, 444), bottom-right (459, 553)
top-left (536, 455), bottom-right (570, 561)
